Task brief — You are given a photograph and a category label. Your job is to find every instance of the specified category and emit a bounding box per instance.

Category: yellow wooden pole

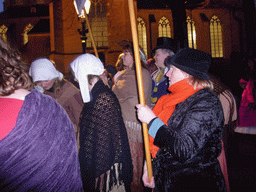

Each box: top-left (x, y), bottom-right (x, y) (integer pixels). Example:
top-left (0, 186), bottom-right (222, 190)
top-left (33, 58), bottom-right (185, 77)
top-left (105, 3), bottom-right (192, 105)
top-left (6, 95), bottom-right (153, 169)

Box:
top-left (83, 10), bottom-right (99, 58)
top-left (127, 0), bottom-right (153, 181)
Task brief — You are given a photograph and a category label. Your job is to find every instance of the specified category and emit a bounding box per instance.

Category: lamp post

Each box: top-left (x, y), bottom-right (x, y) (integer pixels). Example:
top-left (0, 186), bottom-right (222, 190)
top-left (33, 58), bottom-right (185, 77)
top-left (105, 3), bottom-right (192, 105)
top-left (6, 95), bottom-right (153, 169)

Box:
top-left (74, 0), bottom-right (91, 53)
top-left (79, 20), bottom-right (88, 53)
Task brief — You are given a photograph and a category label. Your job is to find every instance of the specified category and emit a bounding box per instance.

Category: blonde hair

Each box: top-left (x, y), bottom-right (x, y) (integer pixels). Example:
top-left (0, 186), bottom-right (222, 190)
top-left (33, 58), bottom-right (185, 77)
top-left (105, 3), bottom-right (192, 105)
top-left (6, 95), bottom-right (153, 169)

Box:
top-left (52, 78), bottom-right (62, 95)
top-left (188, 76), bottom-right (213, 91)
top-left (115, 53), bottom-right (124, 71)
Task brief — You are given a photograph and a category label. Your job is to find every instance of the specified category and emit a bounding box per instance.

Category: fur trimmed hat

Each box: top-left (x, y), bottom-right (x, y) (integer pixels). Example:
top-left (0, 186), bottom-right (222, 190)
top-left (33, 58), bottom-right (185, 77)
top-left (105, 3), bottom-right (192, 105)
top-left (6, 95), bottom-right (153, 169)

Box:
top-left (166, 48), bottom-right (211, 80)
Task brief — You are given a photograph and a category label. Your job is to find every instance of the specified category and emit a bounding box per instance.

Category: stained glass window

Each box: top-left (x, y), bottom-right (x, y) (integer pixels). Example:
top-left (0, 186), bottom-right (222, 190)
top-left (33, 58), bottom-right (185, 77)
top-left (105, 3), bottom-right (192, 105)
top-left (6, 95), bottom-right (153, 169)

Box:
top-left (210, 15), bottom-right (223, 57)
top-left (23, 24), bottom-right (34, 45)
top-left (86, 0), bottom-right (108, 47)
top-left (137, 17), bottom-right (148, 57)
top-left (158, 16), bottom-right (171, 38)
top-left (186, 16), bottom-right (197, 49)
top-left (0, 25), bottom-right (7, 42)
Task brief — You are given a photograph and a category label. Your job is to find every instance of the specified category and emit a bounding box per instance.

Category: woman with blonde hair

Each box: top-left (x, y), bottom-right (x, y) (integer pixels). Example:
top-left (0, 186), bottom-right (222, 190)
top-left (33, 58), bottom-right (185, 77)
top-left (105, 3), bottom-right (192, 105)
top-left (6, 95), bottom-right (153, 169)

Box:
top-left (0, 39), bottom-right (83, 191)
top-left (136, 48), bottom-right (226, 192)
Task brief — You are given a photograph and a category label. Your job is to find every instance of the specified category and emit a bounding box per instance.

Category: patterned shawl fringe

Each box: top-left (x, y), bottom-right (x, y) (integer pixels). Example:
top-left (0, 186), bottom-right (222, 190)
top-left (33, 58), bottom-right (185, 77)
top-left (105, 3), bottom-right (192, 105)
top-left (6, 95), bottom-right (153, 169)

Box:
top-left (95, 163), bottom-right (125, 192)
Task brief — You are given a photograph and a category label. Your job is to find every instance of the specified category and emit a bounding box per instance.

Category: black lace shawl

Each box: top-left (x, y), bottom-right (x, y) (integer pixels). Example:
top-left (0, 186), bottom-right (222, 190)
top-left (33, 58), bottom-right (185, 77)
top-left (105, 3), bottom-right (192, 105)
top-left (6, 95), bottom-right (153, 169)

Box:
top-left (152, 89), bottom-right (226, 192)
top-left (79, 80), bottom-right (133, 191)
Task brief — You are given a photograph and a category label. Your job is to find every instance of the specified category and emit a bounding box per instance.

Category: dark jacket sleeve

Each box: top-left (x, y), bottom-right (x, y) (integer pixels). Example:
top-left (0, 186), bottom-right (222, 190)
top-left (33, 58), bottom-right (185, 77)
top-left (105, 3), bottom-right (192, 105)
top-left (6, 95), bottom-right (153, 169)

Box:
top-left (153, 90), bottom-right (224, 162)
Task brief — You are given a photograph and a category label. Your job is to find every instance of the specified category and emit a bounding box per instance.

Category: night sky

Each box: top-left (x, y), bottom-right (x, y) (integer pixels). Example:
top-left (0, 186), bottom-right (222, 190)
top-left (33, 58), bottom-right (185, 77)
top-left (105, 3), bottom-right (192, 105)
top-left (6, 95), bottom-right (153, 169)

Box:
top-left (137, 0), bottom-right (170, 9)
top-left (137, 0), bottom-right (205, 9)
top-left (0, 0), bottom-right (4, 12)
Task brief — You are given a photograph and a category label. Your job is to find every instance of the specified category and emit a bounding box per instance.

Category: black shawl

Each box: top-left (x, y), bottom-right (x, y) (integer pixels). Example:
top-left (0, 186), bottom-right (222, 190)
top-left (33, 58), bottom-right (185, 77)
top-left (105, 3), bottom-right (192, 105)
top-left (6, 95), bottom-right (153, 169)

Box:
top-left (79, 80), bottom-right (133, 191)
top-left (0, 90), bottom-right (83, 191)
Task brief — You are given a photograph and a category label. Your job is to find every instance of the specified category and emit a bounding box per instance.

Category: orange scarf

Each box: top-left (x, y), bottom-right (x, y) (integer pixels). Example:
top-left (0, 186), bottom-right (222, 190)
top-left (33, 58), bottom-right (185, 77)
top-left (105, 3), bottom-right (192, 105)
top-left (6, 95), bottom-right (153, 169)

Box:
top-left (150, 79), bottom-right (201, 158)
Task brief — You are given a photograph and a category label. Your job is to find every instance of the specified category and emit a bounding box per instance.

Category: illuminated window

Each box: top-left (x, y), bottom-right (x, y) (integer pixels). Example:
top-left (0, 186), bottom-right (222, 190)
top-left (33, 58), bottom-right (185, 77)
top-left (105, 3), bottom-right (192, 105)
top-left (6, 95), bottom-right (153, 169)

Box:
top-left (86, 0), bottom-right (108, 48)
top-left (210, 15), bottom-right (223, 58)
top-left (23, 24), bottom-right (34, 45)
top-left (137, 17), bottom-right (147, 57)
top-left (0, 25), bottom-right (8, 42)
top-left (158, 16), bottom-right (171, 38)
top-left (186, 16), bottom-right (197, 49)
top-left (86, 17), bottom-right (108, 47)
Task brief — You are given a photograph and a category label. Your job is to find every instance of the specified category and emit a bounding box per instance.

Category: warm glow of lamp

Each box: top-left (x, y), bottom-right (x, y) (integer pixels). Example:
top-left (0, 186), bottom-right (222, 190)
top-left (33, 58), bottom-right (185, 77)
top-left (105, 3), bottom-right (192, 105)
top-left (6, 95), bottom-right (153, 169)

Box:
top-left (84, 0), bottom-right (91, 14)
top-left (73, 0), bottom-right (91, 17)
top-left (73, 0), bottom-right (79, 16)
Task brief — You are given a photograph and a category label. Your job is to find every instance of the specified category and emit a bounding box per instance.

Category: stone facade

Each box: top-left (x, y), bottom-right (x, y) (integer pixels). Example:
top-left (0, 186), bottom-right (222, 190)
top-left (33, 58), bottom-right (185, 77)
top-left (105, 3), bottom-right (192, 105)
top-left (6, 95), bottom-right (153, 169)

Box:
top-left (0, 0), bottom-right (254, 79)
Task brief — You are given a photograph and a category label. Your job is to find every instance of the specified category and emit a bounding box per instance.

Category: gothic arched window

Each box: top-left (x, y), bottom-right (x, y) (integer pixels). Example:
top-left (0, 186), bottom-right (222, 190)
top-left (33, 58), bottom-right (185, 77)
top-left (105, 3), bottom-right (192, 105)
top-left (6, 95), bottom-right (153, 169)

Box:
top-left (137, 17), bottom-right (147, 57)
top-left (0, 25), bottom-right (8, 42)
top-left (210, 15), bottom-right (223, 57)
top-left (186, 16), bottom-right (197, 49)
top-left (23, 24), bottom-right (34, 45)
top-left (86, 0), bottom-right (108, 48)
top-left (86, 17), bottom-right (108, 47)
top-left (158, 16), bottom-right (171, 38)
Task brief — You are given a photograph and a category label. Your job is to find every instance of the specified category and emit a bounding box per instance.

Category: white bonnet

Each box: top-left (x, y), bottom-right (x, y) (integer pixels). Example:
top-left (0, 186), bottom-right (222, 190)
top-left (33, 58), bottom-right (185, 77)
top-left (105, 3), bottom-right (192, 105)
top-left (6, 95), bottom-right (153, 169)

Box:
top-left (29, 58), bottom-right (63, 82)
top-left (70, 53), bottom-right (104, 103)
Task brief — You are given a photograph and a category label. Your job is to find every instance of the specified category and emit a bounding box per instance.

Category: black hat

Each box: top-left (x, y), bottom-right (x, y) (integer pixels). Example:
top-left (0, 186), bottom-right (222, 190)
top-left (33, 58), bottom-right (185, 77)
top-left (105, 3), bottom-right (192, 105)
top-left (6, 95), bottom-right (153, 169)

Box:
top-left (166, 48), bottom-right (211, 80)
top-left (152, 37), bottom-right (177, 53)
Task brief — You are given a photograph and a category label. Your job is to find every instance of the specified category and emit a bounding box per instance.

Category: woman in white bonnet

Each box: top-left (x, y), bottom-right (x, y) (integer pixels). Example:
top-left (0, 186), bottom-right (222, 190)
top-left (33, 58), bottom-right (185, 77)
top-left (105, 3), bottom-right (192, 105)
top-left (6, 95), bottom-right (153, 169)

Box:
top-left (70, 53), bottom-right (133, 192)
top-left (29, 58), bottom-right (83, 145)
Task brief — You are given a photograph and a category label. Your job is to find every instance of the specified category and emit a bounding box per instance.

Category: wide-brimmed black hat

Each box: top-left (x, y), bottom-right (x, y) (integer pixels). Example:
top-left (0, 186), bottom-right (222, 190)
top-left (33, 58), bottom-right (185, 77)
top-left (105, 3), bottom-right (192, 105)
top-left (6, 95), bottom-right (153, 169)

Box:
top-left (152, 37), bottom-right (177, 53)
top-left (166, 48), bottom-right (211, 80)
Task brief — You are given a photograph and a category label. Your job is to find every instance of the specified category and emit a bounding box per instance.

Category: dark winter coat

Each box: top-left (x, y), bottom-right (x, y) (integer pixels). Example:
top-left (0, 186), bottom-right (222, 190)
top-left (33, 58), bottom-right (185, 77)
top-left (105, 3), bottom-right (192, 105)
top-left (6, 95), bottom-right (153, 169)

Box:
top-left (152, 89), bottom-right (226, 192)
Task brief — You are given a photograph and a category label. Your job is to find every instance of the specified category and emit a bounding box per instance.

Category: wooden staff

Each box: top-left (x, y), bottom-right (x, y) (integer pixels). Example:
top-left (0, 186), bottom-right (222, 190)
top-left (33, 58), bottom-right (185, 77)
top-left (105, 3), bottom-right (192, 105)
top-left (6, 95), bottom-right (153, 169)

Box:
top-left (83, 9), bottom-right (99, 58)
top-left (127, 0), bottom-right (153, 181)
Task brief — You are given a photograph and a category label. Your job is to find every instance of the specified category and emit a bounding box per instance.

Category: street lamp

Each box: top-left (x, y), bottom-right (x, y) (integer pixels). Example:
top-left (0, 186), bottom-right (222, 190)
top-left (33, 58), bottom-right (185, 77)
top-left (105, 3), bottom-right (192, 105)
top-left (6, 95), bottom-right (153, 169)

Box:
top-left (74, 0), bottom-right (91, 53)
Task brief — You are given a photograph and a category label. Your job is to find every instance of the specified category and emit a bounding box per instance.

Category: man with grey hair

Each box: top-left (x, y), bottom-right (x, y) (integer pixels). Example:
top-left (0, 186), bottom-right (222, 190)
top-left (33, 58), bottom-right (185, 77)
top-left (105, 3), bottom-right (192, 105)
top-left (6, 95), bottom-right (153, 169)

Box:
top-left (151, 37), bottom-right (178, 106)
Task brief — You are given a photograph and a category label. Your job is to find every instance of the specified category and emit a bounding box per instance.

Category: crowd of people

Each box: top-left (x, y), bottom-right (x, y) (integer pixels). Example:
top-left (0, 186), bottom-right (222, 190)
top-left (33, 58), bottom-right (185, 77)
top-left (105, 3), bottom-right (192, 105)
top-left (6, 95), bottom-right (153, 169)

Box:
top-left (1, 35), bottom-right (255, 191)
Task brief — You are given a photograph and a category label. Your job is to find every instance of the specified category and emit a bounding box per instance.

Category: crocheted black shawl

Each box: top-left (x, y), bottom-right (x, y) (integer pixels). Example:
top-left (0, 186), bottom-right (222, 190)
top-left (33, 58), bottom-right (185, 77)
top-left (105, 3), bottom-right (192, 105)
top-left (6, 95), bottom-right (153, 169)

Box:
top-left (0, 90), bottom-right (83, 191)
top-left (79, 80), bottom-right (133, 191)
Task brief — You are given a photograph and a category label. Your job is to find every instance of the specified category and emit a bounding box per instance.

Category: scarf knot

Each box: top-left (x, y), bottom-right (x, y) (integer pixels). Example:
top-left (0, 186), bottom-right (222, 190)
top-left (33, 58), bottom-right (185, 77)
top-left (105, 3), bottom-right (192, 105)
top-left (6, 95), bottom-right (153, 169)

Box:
top-left (150, 79), bottom-right (200, 158)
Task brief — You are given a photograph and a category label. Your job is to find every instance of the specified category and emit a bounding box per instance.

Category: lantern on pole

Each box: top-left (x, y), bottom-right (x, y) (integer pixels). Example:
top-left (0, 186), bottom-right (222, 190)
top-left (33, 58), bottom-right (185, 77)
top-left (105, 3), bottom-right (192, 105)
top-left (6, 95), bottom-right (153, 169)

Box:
top-left (73, 0), bottom-right (91, 53)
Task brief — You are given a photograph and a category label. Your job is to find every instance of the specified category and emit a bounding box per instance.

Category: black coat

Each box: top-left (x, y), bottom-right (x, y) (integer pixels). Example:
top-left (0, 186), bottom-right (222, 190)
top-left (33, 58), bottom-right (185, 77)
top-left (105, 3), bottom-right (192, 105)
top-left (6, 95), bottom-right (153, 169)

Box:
top-left (152, 89), bottom-right (226, 192)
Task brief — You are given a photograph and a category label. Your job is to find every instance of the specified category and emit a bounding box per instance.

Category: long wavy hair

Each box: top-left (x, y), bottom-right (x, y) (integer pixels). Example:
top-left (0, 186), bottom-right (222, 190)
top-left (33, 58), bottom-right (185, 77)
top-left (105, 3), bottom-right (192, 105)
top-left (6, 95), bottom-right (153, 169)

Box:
top-left (0, 38), bottom-right (32, 96)
top-left (118, 40), bottom-right (148, 70)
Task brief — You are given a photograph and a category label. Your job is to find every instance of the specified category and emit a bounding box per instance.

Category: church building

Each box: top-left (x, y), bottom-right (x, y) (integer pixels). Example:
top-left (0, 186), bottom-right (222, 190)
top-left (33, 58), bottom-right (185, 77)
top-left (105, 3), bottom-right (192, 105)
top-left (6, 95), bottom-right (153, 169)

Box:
top-left (0, 0), bottom-right (255, 95)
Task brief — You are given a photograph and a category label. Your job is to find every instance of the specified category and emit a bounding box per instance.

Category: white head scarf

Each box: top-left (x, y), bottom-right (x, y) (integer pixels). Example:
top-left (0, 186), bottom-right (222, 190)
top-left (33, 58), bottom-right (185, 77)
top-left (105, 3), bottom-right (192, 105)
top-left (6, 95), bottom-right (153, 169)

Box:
top-left (29, 58), bottom-right (63, 82)
top-left (70, 53), bottom-right (104, 103)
